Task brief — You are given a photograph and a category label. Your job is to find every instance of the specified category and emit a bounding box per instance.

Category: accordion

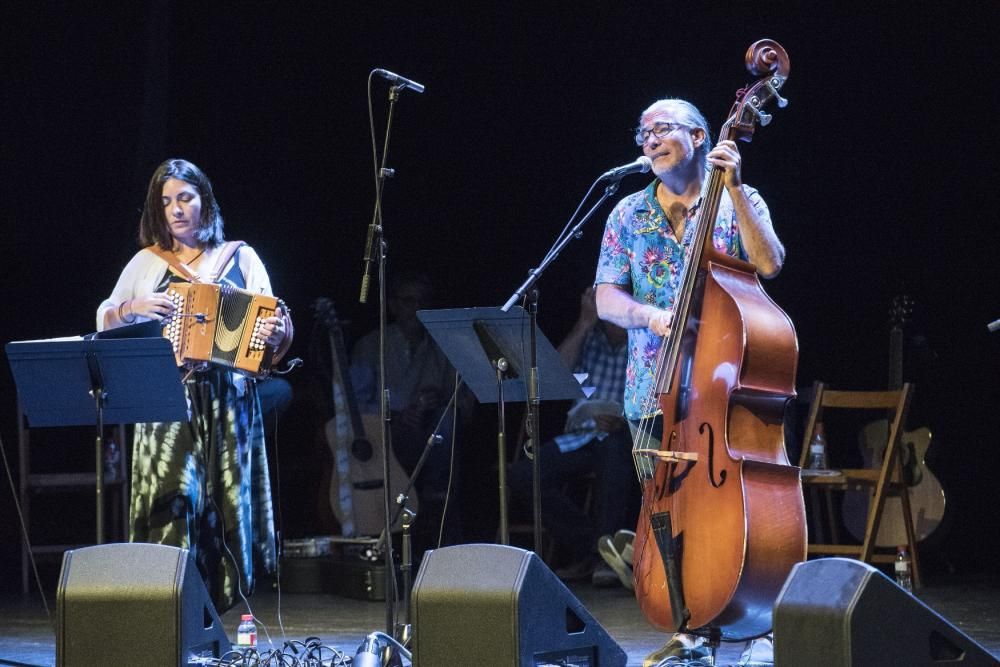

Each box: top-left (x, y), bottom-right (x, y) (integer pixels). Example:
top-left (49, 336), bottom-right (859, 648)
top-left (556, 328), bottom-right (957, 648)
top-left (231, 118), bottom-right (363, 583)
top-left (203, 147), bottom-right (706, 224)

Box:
top-left (161, 282), bottom-right (279, 377)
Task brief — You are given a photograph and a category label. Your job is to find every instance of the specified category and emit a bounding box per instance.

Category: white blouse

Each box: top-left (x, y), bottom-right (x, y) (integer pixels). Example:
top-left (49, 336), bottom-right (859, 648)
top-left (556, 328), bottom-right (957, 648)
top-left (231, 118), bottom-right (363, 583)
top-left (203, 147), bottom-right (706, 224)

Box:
top-left (96, 245), bottom-right (274, 332)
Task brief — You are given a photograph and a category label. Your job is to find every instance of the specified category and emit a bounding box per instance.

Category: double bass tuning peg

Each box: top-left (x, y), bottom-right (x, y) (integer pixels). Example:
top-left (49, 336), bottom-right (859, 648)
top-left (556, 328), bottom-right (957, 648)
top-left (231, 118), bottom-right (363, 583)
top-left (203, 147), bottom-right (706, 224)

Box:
top-left (767, 79), bottom-right (789, 108)
top-left (746, 77), bottom-right (790, 128)
top-left (749, 104), bottom-right (773, 126)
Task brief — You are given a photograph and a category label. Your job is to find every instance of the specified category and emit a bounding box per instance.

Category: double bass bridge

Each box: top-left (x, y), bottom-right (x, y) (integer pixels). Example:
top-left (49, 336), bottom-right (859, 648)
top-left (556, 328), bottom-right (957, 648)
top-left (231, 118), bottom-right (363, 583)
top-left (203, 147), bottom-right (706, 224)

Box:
top-left (636, 420), bottom-right (727, 490)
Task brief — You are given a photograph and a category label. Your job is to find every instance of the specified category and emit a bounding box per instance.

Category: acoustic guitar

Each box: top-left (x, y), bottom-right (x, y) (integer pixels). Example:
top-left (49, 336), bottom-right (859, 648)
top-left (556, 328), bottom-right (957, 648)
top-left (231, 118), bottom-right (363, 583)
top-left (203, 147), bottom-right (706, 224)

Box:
top-left (314, 298), bottom-right (417, 536)
top-left (843, 295), bottom-right (945, 545)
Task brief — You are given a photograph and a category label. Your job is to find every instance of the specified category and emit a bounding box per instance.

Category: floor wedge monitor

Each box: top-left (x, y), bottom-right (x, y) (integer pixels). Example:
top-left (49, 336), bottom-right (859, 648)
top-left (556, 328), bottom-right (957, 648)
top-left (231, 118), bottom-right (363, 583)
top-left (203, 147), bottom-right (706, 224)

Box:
top-left (774, 557), bottom-right (998, 666)
top-left (411, 543), bottom-right (626, 667)
top-left (57, 542), bottom-right (229, 666)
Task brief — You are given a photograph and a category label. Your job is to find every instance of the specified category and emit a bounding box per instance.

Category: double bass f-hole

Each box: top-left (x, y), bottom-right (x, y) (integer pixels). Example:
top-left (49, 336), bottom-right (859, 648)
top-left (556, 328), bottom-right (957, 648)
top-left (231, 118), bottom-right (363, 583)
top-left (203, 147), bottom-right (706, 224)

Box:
top-left (661, 423), bottom-right (725, 494)
top-left (700, 422), bottom-right (726, 489)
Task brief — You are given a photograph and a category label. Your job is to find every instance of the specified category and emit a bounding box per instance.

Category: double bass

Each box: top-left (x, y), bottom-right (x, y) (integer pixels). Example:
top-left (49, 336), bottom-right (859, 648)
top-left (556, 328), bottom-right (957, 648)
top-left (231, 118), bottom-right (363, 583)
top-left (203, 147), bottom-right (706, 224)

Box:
top-left (631, 40), bottom-right (806, 642)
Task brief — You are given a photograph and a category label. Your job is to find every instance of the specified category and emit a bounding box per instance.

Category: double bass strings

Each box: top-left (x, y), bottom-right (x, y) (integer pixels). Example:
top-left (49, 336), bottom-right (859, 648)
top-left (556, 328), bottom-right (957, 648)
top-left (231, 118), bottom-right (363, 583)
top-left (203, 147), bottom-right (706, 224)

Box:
top-left (629, 113), bottom-right (738, 581)
top-left (631, 133), bottom-right (731, 483)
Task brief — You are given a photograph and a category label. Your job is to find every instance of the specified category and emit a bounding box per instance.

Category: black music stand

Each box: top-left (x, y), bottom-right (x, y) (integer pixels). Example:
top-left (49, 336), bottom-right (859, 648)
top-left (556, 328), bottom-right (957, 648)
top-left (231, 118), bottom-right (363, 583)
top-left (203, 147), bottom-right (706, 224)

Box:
top-left (417, 306), bottom-right (583, 545)
top-left (6, 331), bottom-right (188, 544)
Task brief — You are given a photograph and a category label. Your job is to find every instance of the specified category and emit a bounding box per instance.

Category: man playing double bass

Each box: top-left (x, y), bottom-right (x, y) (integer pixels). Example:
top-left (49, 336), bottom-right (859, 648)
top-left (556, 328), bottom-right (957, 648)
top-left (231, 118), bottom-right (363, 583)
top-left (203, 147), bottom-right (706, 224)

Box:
top-left (594, 97), bottom-right (786, 665)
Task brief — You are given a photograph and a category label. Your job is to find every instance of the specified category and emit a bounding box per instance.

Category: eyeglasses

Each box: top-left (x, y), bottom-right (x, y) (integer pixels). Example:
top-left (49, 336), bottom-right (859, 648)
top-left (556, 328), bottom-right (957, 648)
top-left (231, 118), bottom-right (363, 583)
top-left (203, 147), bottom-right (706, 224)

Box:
top-left (634, 122), bottom-right (687, 146)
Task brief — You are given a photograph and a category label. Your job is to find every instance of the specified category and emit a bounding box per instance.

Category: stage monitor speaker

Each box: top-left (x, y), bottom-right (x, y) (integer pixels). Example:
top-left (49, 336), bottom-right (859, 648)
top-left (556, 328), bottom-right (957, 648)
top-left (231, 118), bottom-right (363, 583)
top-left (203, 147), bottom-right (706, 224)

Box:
top-left (57, 542), bottom-right (230, 666)
top-left (411, 544), bottom-right (626, 667)
top-left (774, 557), bottom-right (999, 666)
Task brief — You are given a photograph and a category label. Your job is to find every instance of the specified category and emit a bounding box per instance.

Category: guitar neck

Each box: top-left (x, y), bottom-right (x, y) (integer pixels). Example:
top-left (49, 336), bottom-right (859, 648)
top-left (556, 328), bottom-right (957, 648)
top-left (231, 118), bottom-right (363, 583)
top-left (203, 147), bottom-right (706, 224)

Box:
top-left (328, 329), bottom-right (367, 438)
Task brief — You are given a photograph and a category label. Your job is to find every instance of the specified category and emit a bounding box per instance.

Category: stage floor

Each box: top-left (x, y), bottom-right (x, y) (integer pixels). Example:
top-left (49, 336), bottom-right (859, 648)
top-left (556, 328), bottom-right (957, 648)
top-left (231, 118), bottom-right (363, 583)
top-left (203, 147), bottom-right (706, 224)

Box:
top-left (1, 573), bottom-right (998, 666)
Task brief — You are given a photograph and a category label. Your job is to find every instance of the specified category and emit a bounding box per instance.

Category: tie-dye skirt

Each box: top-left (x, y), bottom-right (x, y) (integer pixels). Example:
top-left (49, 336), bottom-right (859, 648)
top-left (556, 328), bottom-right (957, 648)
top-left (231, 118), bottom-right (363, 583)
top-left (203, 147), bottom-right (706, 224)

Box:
top-left (129, 369), bottom-right (276, 612)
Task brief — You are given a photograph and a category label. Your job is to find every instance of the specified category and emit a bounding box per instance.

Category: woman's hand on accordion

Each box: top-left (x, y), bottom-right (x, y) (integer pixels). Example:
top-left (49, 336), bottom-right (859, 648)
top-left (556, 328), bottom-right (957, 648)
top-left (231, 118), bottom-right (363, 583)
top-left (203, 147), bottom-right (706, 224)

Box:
top-left (121, 294), bottom-right (175, 323)
top-left (260, 307), bottom-right (288, 347)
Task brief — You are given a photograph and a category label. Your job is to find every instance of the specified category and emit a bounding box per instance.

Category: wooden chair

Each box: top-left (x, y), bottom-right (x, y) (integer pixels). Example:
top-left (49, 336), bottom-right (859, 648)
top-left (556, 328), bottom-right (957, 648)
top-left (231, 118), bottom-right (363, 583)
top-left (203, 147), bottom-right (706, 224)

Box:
top-left (17, 399), bottom-right (130, 593)
top-left (798, 381), bottom-right (921, 587)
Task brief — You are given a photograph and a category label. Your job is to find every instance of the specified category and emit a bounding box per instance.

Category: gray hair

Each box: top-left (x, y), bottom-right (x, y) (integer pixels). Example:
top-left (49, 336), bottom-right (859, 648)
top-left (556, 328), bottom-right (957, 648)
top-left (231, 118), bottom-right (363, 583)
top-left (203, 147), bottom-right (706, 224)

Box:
top-left (641, 99), bottom-right (713, 171)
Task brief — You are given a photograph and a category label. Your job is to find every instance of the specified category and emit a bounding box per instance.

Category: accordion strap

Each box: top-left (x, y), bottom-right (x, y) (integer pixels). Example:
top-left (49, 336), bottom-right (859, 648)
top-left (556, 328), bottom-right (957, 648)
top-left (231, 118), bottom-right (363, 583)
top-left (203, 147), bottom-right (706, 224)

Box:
top-left (147, 240), bottom-right (293, 366)
top-left (146, 244), bottom-right (199, 282)
top-left (145, 240), bottom-right (245, 284)
top-left (205, 240), bottom-right (246, 283)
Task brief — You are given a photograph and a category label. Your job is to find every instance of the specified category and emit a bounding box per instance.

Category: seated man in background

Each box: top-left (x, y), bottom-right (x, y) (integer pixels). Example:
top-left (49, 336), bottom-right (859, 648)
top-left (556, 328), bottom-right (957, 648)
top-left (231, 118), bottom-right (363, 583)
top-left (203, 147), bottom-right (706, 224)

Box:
top-left (352, 272), bottom-right (472, 568)
top-left (510, 286), bottom-right (638, 587)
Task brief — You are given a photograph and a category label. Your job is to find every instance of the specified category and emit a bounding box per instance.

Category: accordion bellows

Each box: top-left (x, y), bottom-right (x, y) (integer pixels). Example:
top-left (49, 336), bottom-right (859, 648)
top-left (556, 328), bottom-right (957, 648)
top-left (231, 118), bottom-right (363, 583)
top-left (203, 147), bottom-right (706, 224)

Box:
top-left (162, 282), bottom-right (278, 377)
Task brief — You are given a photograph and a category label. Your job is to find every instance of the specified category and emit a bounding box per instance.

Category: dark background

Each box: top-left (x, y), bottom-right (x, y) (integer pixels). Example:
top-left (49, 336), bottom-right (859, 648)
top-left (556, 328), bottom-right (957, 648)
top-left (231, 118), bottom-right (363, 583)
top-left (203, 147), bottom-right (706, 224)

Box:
top-left (3, 3), bottom-right (998, 591)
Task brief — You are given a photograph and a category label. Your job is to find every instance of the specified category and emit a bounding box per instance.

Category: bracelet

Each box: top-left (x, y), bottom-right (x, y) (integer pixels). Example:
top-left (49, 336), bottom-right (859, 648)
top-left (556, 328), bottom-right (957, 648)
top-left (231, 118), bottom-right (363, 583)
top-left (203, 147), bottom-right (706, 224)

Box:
top-left (118, 300), bottom-right (136, 324)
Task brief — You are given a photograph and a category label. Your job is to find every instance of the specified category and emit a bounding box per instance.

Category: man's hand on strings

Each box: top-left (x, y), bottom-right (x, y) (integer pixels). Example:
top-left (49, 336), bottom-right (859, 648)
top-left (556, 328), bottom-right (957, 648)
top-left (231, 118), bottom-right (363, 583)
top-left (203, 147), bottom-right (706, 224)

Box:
top-left (647, 307), bottom-right (673, 337)
top-left (707, 139), bottom-right (743, 190)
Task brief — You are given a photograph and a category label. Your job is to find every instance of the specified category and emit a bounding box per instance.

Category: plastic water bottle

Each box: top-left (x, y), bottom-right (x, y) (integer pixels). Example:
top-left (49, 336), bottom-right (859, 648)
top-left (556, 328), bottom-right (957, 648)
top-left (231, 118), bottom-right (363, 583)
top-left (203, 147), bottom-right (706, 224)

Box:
top-left (236, 614), bottom-right (257, 650)
top-left (807, 424), bottom-right (826, 469)
top-left (894, 546), bottom-right (913, 593)
top-left (103, 439), bottom-right (121, 482)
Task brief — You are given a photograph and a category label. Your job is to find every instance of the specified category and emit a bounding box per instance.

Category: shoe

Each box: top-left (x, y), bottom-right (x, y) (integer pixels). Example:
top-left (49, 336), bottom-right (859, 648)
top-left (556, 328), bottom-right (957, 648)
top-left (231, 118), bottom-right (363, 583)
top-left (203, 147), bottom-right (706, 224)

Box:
top-left (553, 557), bottom-right (597, 582)
top-left (739, 634), bottom-right (773, 666)
top-left (591, 563), bottom-right (619, 588)
top-left (614, 529), bottom-right (635, 566)
top-left (597, 534), bottom-right (634, 590)
top-left (643, 633), bottom-right (709, 667)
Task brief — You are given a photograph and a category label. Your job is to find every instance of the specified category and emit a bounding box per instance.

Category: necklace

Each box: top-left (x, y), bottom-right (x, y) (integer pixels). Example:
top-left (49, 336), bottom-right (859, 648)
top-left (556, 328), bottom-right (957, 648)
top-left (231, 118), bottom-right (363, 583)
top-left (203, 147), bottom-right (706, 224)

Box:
top-left (176, 247), bottom-right (206, 265)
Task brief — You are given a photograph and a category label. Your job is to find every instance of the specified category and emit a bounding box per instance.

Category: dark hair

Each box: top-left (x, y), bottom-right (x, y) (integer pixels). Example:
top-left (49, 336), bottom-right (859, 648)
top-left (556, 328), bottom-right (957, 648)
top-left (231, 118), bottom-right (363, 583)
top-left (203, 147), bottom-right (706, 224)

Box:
top-left (138, 159), bottom-right (225, 249)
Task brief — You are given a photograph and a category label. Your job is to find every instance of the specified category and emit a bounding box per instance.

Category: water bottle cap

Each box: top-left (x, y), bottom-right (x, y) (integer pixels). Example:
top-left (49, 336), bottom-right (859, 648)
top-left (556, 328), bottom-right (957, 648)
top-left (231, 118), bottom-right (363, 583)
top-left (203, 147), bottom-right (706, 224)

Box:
top-left (241, 614), bottom-right (254, 621)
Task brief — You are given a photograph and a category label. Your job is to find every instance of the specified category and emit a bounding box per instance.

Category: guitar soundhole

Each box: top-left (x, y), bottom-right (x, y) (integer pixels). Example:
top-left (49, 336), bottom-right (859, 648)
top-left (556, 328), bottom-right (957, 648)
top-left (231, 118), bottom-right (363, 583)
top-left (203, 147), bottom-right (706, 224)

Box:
top-left (352, 438), bottom-right (374, 462)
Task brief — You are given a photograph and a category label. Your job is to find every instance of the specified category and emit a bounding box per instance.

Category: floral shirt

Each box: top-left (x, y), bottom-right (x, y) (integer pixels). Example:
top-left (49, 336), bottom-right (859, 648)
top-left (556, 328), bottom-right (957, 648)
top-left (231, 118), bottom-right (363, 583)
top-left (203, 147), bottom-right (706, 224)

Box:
top-left (594, 179), bottom-right (771, 419)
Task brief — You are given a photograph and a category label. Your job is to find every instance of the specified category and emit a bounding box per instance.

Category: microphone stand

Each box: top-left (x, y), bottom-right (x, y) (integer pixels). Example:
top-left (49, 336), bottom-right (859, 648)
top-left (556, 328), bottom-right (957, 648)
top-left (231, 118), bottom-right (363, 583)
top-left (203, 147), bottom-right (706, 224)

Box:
top-left (359, 83), bottom-right (400, 306)
top-left (500, 178), bottom-right (623, 555)
top-left (358, 79), bottom-right (409, 640)
top-left (371, 388), bottom-right (458, 662)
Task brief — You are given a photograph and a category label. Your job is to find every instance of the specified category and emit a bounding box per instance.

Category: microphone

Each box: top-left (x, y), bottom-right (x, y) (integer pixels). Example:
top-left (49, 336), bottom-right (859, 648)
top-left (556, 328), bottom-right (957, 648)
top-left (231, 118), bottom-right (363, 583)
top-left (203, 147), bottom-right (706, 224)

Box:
top-left (374, 68), bottom-right (426, 94)
top-left (600, 156), bottom-right (653, 181)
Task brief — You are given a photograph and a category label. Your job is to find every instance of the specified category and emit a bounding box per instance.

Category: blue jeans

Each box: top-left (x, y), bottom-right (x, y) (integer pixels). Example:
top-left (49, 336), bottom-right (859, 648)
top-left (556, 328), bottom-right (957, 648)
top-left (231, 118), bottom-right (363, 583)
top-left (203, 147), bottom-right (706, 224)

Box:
top-left (509, 429), bottom-right (639, 563)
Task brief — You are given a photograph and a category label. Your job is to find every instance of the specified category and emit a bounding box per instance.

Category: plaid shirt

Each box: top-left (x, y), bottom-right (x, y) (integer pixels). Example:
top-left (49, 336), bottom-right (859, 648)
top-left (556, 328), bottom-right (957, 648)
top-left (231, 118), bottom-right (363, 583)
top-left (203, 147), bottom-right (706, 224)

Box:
top-left (554, 324), bottom-right (628, 453)
top-left (575, 324), bottom-right (627, 403)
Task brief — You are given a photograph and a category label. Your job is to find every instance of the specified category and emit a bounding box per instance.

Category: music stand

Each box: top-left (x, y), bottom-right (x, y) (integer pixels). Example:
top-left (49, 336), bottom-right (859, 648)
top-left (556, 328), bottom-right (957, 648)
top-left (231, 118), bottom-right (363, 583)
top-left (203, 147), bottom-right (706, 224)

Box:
top-left (417, 306), bottom-right (583, 545)
top-left (6, 329), bottom-right (187, 544)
